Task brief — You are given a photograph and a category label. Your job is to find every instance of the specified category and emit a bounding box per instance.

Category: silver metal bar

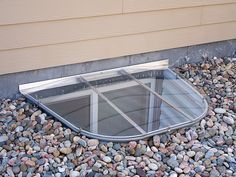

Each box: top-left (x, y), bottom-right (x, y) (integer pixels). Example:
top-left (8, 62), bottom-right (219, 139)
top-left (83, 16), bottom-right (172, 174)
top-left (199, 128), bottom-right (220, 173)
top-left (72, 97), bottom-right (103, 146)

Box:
top-left (118, 69), bottom-right (194, 121)
top-left (90, 91), bottom-right (98, 133)
top-left (147, 79), bottom-right (155, 132)
top-left (79, 76), bottom-right (146, 134)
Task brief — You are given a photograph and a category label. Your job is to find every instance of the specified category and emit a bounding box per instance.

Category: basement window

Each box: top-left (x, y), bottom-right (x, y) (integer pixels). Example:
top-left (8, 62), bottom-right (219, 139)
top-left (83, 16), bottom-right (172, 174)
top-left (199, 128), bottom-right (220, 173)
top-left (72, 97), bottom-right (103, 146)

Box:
top-left (19, 60), bottom-right (208, 141)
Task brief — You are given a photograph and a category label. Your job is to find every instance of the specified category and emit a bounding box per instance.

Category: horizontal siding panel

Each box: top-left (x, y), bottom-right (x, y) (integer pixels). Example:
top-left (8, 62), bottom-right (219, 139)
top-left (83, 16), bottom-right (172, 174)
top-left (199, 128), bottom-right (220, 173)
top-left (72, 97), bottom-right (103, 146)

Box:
top-left (202, 3), bottom-right (236, 24)
top-left (0, 22), bottom-right (235, 75)
top-left (123, 0), bottom-right (236, 13)
top-left (0, 0), bottom-right (122, 25)
top-left (0, 7), bottom-right (201, 50)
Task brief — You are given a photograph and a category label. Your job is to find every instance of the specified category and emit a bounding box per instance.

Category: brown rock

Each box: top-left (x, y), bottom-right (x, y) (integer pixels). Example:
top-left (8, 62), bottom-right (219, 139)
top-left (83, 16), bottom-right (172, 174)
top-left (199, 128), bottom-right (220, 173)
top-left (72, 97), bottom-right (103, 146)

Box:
top-left (53, 149), bottom-right (60, 157)
top-left (59, 147), bottom-right (72, 154)
top-left (25, 160), bottom-right (36, 167)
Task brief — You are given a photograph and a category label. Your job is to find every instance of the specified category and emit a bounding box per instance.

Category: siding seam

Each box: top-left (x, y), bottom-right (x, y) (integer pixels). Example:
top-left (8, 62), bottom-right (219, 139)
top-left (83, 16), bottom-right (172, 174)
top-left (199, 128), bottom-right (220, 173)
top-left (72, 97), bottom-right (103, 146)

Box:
top-left (0, 20), bottom-right (235, 52)
top-left (122, 2), bottom-right (236, 14)
top-left (1, 2), bottom-right (235, 26)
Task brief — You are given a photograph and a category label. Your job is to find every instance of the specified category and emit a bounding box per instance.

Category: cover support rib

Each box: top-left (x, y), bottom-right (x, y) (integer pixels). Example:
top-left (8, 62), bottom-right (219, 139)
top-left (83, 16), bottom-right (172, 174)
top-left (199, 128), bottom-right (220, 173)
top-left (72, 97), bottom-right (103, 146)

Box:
top-left (79, 76), bottom-right (146, 134)
top-left (118, 69), bottom-right (194, 122)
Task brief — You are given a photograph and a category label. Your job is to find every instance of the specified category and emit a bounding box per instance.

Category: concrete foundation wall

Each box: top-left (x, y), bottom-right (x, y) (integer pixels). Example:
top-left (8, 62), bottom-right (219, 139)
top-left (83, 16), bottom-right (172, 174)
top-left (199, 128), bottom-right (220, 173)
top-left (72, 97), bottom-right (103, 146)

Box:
top-left (0, 39), bottom-right (236, 99)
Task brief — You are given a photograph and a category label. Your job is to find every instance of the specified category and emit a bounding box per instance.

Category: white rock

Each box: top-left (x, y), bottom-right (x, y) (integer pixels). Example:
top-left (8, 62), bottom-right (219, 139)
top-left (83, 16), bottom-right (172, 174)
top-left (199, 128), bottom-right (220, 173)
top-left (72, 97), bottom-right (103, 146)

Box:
top-left (187, 151), bottom-right (195, 157)
top-left (70, 171), bottom-right (80, 177)
top-left (174, 167), bottom-right (183, 173)
top-left (169, 172), bottom-right (178, 177)
top-left (39, 113), bottom-right (47, 124)
top-left (9, 104), bottom-right (16, 110)
top-left (103, 169), bottom-right (109, 175)
top-left (125, 156), bottom-right (136, 161)
top-left (58, 167), bottom-right (65, 172)
top-left (31, 110), bottom-right (42, 119)
top-left (55, 173), bottom-right (61, 177)
top-left (200, 119), bottom-right (206, 128)
top-left (214, 108), bottom-right (226, 114)
top-left (87, 139), bottom-right (99, 147)
top-left (15, 126), bottom-right (24, 132)
top-left (64, 140), bottom-right (71, 148)
top-left (103, 156), bottom-right (112, 163)
top-left (148, 163), bottom-right (158, 171)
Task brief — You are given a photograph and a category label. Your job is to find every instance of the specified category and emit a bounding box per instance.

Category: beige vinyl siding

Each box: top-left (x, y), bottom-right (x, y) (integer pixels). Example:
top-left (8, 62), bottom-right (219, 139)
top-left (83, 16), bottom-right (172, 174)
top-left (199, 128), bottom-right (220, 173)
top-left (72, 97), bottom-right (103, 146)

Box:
top-left (0, 1), bottom-right (236, 75)
top-left (201, 3), bottom-right (236, 24)
top-left (0, 7), bottom-right (202, 50)
top-left (123, 0), bottom-right (236, 13)
top-left (0, 0), bottom-right (123, 25)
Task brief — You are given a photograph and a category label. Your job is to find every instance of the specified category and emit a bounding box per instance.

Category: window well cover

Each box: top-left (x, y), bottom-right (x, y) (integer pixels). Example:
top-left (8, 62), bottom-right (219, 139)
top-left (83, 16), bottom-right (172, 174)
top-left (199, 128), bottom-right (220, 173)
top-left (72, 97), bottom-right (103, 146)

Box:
top-left (19, 60), bottom-right (208, 141)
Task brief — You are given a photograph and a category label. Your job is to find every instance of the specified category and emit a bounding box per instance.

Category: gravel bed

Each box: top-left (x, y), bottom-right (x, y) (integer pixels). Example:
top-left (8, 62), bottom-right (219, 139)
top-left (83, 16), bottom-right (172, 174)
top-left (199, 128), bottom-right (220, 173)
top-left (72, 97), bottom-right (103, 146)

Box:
top-left (0, 57), bottom-right (235, 177)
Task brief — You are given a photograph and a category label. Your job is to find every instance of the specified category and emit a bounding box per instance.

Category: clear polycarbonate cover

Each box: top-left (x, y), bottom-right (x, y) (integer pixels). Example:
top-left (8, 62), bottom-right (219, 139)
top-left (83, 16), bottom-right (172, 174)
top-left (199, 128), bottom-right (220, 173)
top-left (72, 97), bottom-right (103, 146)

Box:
top-left (19, 60), bottom-right (208, 141)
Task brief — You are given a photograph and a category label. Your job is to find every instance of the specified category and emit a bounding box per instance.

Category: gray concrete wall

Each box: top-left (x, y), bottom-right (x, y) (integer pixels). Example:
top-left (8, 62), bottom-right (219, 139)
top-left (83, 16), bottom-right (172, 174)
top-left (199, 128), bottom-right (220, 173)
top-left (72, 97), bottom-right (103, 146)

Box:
top-left (0, 39), bottom-right (236, 99)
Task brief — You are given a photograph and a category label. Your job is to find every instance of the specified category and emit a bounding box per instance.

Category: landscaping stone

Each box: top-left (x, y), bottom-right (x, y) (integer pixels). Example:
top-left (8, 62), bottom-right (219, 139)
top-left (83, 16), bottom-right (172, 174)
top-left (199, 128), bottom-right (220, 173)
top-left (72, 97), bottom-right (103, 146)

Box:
top-left (0, 57), bottom-right (235, 176)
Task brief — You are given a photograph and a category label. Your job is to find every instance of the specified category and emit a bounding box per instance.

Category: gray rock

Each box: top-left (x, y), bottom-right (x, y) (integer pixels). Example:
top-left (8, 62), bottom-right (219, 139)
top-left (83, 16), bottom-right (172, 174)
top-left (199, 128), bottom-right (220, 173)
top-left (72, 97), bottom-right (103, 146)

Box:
top-left (167, 157), bottom-right (179, 169)
top-left (230, 162), bottom-right (236, 170)
top-left (153, 135), bottom-right (160, 146)
top-left (223, 116), bottom-right (234, 125)
top-left (113, 143), bottom-right (121, 150)
top-left (136, 168), bottom-right (146, 177)
top-left (93, 162), bottom-right (102, 169)
top-left (205, 150), bottom-right (214, 159)
top-left (0, 135), bottom-right (8, 145)
top-left (208, 128), bottom-right (217, 136)
top-left (73, 136), bottom-right (87, 147)
top-left (195, 165), bottom-right (205, 173)
top-left (33, 146), bottom-right (40, 151)
top-left (12, 165), bottom-right (21, 174)
top-left (210, 169), bottom-right (220, 177)
top-left (6, 167), bottom-right (14, 176)
top-left (195, 151), bottom-right (205, 161)
top-left (153, 153), bottom-right (162, 161)
top-left (100, 144), bottom-right (108, 152)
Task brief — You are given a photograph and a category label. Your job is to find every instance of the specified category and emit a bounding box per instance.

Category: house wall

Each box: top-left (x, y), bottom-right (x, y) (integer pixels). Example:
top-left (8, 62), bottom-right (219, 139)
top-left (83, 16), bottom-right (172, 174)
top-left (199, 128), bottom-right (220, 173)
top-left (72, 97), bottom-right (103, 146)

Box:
top-left (0, 0), bottom-right (236, 75)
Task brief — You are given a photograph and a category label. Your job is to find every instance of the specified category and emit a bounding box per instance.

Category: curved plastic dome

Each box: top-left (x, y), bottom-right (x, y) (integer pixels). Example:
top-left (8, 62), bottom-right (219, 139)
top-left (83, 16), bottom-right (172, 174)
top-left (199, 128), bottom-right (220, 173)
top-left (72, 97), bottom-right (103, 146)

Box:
top-left (19, 60), bottom-right (208, 141)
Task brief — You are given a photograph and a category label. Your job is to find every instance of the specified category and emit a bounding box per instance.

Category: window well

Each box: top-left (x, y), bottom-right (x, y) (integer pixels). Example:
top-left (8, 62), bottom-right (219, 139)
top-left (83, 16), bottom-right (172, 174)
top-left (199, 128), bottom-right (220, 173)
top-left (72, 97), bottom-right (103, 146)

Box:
top-left (19, 60), bottom-right (208, 141)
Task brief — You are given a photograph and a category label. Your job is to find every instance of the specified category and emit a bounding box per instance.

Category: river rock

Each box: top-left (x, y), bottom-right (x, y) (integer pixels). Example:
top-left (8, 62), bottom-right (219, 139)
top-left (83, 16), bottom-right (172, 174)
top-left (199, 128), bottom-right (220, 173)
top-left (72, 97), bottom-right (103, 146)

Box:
top-left (214, 108), bottom-right (226, 114)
